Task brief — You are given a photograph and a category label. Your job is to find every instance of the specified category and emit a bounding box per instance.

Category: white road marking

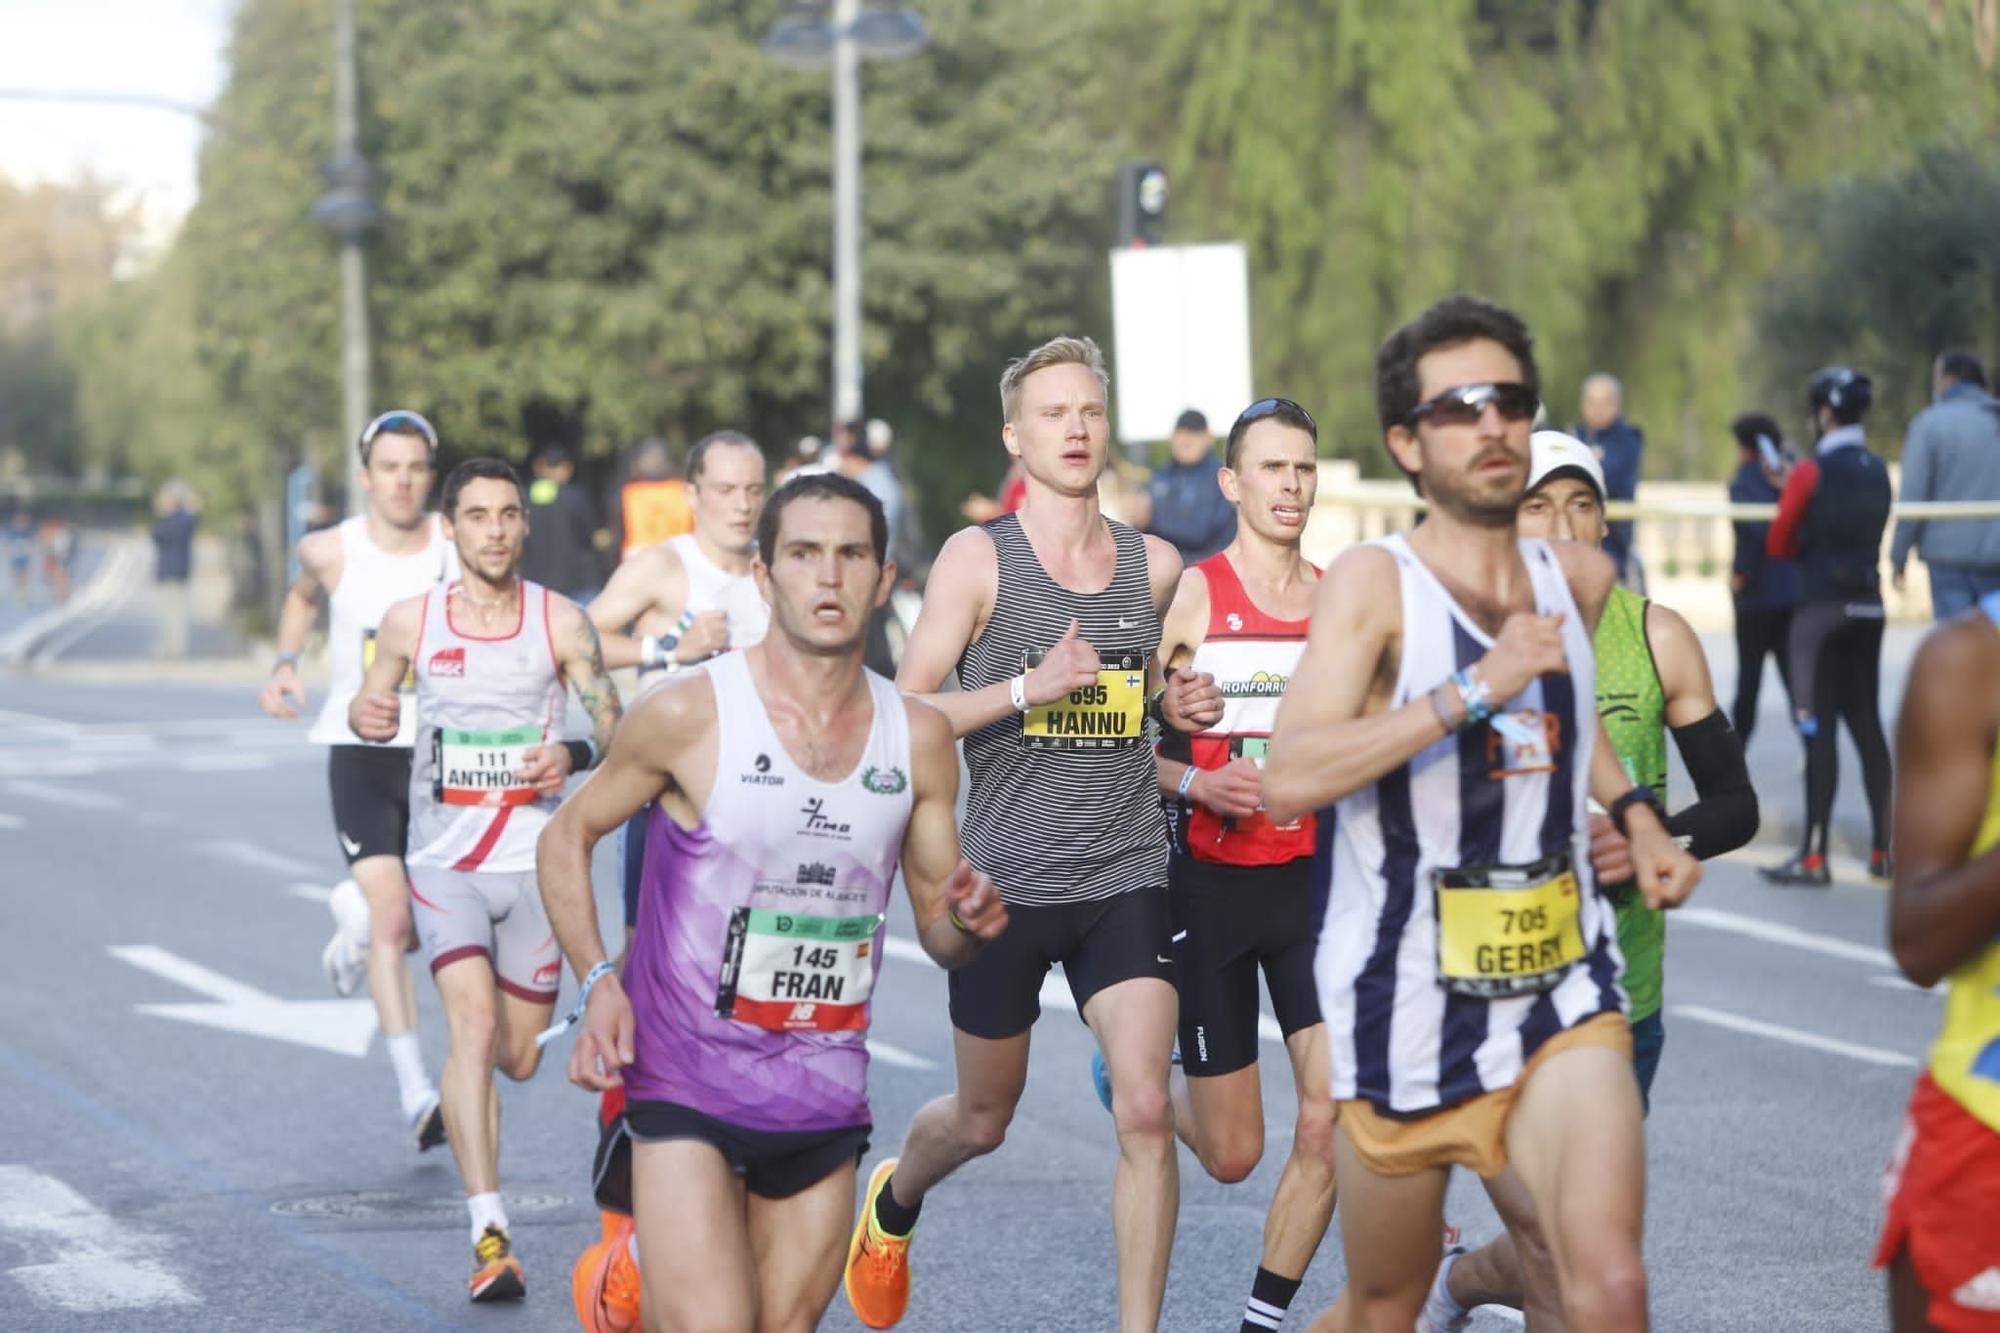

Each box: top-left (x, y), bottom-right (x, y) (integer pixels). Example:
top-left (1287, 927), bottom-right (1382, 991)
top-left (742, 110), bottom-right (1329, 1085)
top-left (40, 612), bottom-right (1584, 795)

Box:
top-left (1670, 1004), bottom-right (1917, 1068)
top-left (289, 883), bottom-right (333, 904)
top-left (196, 839), bottom-right (326, 878)
top-left (1674, 906), bottom-right (1895, 969)
top-left (0, 1165), bottom-right (198, 1312)
top-left (108, 944), bottom-right (377, 1058)
top-left (866, 1040), bottom-right (938, 1071)
top-left (3, 779), bottom-right (125, 811)
top-left (882, 936), bottom-right (1286, 1045)
top-left (0, 812), bottom-right (22, 830)
top-left (0, 708), bottom-right (85, 736)
top-left (176, 754), bottom-right (275, 773)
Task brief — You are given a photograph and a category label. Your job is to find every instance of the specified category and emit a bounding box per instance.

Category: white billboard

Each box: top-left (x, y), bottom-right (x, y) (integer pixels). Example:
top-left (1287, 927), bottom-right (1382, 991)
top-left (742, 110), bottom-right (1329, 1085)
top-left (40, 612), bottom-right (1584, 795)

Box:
top-left (1109, 242), bottom-right (1253, 447)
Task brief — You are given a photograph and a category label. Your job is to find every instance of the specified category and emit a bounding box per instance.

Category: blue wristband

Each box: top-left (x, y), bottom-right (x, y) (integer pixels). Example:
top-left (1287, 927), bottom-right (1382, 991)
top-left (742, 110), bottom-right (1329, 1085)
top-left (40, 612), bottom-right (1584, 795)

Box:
top-left (536, 959), bottom-right (616, 1048)
top-left (1451, 668), bottom-right (1495, 725)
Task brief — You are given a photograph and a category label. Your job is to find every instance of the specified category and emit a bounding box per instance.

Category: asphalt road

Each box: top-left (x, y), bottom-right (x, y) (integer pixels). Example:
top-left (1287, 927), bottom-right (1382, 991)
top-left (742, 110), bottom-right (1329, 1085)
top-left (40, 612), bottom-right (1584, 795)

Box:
top-left (0, 664), bottom-right (1936, 1332)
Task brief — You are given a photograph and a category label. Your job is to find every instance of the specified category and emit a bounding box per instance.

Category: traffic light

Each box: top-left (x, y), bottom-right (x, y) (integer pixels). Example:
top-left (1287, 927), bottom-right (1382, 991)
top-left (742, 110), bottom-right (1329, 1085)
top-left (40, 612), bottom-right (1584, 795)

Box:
top-left (1117, 160), bottom-right (1169, 247)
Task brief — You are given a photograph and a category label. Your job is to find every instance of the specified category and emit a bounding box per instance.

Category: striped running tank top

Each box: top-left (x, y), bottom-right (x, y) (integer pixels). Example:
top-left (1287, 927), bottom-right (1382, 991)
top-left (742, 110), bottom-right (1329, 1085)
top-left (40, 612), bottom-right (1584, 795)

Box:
top-left (1929, 590), bottom-right (2000, 1134)
top-left (622, 652), bottom-right (913, 1133)
top-left (1315, 534), bottom-right (1625, 1114)
top-left (958, 512), bottom-right (1169, 906)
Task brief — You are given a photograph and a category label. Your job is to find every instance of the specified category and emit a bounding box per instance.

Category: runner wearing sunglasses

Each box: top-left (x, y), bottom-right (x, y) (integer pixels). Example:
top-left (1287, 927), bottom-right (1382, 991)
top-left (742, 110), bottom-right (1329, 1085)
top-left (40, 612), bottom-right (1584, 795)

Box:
top-left (1127, 394), bottom-right (1336, 1333)
top-left (1263, 294), bottom-right (1700, 1332)
top-left (256, 409), bottom-right (454, 1152)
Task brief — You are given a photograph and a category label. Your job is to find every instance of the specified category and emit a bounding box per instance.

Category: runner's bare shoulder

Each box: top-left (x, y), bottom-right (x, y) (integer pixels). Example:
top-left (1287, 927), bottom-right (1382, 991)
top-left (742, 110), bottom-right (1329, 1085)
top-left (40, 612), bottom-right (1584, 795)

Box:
top-left (1545, 539), bottom-right (1616, 625)
top-left (295, 524), bottom-right (343, 592)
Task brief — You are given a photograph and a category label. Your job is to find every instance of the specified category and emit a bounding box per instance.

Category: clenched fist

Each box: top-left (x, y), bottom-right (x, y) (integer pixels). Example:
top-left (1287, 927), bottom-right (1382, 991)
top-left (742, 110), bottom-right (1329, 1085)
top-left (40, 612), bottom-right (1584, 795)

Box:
top-left (1475, 612), bottom-right (1568, 703)
top-left (1025, 619), bottom-right (1102, 708)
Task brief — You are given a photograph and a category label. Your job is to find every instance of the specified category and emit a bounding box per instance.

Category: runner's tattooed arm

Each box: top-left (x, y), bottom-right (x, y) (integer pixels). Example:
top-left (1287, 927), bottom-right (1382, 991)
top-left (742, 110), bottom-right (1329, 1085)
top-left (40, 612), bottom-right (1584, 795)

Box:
top-left (345, 592), bottom-right (422, 742)
top-left (1888, 619), bottom-right (2000, 987)
top-left (553, 597), bottom-right (624, 755)
top-left (900, 700), bottom-right (1008, 966)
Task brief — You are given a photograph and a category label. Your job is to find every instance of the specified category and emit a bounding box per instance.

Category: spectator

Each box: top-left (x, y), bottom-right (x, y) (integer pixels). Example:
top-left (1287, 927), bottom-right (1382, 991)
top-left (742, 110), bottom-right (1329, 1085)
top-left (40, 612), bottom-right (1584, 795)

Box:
top-left (521, 444), bottom-right (606, 601)
top-left (1576, 372), bottom-right (1645, 583)
top-left (617, 437), bottom-right (693, 558)
top-left (1890, 350), bottom-right (2000, 620)
top-left (961, 461), bottom-right (1026, 525)
top-left (1727, 413), bottom-right (1801, 744)
top-left (1144, 408), bottom-right (1235, 562)
top-left (38, 513), bottom-right (76, 605)
top-left (858, 417), bottom-right (923, 575)
top-left (7, 506), bottom-right (33, 605)
top-left (152, 482), bottom-right (200, 658)
top-left (779, 434), bottom-right (830, 483)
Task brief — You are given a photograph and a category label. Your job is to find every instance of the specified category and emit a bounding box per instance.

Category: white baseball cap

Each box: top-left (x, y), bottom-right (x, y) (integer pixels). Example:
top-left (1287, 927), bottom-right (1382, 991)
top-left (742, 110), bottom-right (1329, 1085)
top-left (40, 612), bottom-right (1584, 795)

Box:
top-left (1526, 430), bottom-right (1606, 500)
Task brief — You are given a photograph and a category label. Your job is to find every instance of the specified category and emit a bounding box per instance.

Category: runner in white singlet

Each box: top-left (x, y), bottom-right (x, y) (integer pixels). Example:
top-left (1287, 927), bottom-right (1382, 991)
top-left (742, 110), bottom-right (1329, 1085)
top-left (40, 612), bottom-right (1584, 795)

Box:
top-left (353, 457), bottom-right (622, 1305)
top-left (256, 410), bottom-right (454, 1150)
top-left (539, 472), bottom-right (1006, 1333)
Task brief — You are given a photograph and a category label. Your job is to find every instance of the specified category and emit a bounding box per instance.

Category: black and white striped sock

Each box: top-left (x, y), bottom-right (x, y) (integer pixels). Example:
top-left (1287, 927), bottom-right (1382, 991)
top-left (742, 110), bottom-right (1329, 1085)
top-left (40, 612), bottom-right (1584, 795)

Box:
top-left (1240, 1266), bottom-right (1301, 1331)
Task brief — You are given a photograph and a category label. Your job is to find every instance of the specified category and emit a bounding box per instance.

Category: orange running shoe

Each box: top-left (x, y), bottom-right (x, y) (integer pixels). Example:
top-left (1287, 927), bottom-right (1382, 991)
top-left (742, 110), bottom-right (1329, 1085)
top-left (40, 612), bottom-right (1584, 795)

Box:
top-left (468, 1223), bottom-right (525, 1303)
top-left (572, 1212), bottom-right (641, 1332)
top-left (844, 1158), bottom-right (914, 1329)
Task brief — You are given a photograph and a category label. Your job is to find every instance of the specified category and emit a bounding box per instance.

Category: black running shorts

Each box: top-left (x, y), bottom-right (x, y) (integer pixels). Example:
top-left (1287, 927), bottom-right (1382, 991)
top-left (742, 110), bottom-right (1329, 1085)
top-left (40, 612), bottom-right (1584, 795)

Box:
top-left (592, 1101), bottom-right (870, 1208)
top-left (1168, 853), bottom-right (1322, 1078)
top-left (327, 744), bottom-right (413, 865)
top-left (947, 888), bottom-right (1175, 1041)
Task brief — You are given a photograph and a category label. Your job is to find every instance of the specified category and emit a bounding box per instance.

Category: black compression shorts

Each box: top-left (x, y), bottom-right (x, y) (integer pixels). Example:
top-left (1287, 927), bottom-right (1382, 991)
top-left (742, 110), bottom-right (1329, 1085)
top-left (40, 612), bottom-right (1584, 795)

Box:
top-left (327, 744), bottom-right (412, 865)
top-left (591, 1101), bottom-right (869, 1209)
top-left (947, 888), bottom-right (1174, 1041)
top-left (1169, 854), bottom-right (1322, 1077)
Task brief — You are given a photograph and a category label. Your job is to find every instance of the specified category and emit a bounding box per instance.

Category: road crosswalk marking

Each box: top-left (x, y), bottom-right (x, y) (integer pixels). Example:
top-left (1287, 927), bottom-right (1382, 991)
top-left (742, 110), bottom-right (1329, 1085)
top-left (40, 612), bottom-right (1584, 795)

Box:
top-left (0, 1165), bottom-right (198, 1313)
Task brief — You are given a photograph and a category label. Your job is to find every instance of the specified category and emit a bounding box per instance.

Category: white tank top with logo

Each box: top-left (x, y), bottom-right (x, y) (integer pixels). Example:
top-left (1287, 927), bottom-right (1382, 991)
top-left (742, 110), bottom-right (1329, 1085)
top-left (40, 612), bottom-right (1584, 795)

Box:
top-left (405, 581), bottom-right (567, 874)
top-left (308, 514), bottom-right (456, 747)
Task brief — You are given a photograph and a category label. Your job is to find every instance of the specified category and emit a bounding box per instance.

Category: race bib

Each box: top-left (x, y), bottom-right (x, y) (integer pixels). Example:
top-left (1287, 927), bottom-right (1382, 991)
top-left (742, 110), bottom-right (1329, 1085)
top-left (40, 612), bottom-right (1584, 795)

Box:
top-left (1021, 650), bottom-right (1148, 751)
top-left (432, 724), bottom-right (543, 807)
top-left (362, 628), bottom-right (416, 692)
top-left (1484, 710), bottom-right (1559, 779)
top-left (715, 907), bottom-right (885, 1032)
top-left (1433, 854), bottom-right (1585, 998)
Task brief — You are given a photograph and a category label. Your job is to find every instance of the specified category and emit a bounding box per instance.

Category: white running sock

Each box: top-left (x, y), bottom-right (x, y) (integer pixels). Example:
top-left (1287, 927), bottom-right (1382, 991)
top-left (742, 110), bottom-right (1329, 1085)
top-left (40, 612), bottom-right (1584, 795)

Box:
top-left (386, 1031), bottom-right (432, 1113)
top-left (468, 1193), bottom-right (508, 1244)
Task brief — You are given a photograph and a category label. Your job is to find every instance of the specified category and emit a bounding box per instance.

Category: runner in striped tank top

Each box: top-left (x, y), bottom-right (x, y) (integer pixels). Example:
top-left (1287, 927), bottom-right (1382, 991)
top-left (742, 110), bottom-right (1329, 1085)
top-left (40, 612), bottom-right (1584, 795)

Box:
top-left (1261, 296), bottom-right (1699, 1332)
top-left (354, 458), bottom-right (623, 1305)
top-left (843, 336), bottom-right (1225, 1332)
top-left (536, 473), bottom-right (1006, 1333)
top-left (1427, 430), bottom-right (1760, 1330)
top-left (1141, 397), bottom-right (1336, 1333)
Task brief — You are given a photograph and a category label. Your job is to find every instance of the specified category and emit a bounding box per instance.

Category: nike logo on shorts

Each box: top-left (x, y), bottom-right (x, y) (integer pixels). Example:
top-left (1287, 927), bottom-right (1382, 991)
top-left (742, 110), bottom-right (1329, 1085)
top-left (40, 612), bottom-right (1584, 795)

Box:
top-left (339, 832), bottom-right (362, 857)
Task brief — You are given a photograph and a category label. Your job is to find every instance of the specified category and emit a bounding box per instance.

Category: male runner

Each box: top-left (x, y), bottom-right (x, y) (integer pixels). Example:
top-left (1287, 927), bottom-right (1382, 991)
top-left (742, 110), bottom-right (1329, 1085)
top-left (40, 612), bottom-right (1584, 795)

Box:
top-left (1877, 593), bottom-right (2000, 1333)
top-left (1421, 429), bottom-right (1759, 1330)
top-left (352, 457), bottom-right (621, 1302)
top-left (257, 409), bottom-right (453, 1150)
top-left (1763, 366), bottom-right (1895, 885)
top-left (1122, 395), bottom-right (1336, 1333)
top-left (543, 472), bottom-right (1009, 1333)
top-left (1260, 294), bottom-right (1701, 1333)
top-left (843, 335), bottom-right (1223, 1332)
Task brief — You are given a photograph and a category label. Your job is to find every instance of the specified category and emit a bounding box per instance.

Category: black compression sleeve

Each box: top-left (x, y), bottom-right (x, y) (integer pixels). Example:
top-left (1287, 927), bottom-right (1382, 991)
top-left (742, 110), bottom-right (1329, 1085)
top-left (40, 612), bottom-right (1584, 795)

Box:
top-left (1666, 708), bottom-right (1758, 860)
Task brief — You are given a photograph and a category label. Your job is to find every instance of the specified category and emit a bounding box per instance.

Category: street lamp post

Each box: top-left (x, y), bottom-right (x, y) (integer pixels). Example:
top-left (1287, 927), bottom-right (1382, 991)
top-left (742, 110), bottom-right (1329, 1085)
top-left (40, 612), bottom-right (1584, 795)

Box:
top-left (310, 0), bottom-right (380, 515)
top-left (764, 2), bottom-right (929, 431)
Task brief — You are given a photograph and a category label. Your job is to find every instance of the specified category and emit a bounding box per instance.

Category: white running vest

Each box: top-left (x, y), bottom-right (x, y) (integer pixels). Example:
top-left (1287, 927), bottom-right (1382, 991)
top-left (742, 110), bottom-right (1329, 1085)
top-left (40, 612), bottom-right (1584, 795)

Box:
top-left (308, 515), bottom-right (456, 747)
top-left (405, 581), bottom-right (568, 874)
top-left (1315, 535), bottom-right (1625, 1115)
top-left (671, 533), bottom-right (769, 649)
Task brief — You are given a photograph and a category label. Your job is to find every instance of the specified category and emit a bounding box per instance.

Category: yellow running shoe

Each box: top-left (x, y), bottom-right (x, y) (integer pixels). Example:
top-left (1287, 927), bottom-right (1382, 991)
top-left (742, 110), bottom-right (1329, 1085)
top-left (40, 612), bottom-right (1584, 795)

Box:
top-left (844, 1157), bottom-right (913, 1329)
top-left (572, 1212), bottom-right (641, 1332)
top-left (468, 1223), bottom-right (525, 1303)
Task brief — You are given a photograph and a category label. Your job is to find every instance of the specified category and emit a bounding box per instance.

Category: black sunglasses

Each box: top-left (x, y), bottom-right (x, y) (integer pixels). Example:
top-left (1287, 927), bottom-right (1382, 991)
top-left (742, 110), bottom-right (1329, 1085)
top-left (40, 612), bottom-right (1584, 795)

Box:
top-left (1406, 382), bottom-right (1539, 429)
top-left (360, 409), bottom-right (440, 453)
top-left (1234, 397), bottom-right (1318, 438)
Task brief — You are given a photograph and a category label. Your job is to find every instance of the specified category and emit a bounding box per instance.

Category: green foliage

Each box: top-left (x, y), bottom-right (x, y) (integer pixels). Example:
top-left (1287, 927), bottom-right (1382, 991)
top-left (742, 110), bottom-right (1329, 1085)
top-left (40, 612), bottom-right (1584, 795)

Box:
top-left (184, 0), bottom-right (1129, 540)
top-left (1759, 145), bottom-right (2000, 443)
top-left (1121, 0), bottom-right (1999, 479)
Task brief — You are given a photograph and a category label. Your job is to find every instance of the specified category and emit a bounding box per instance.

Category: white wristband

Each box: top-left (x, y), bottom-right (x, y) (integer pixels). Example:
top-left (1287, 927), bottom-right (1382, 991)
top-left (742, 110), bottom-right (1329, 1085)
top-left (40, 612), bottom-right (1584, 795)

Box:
top-left (1009, 673), bottom-right (1028, 713)
top-left (1176, 766), bottom-right (1199, 802)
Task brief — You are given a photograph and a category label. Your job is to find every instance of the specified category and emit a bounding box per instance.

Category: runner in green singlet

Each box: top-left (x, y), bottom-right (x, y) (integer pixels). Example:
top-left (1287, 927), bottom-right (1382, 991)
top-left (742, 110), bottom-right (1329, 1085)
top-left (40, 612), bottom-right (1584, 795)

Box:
top-left (1417, 429), bottom-right (1762, 1331)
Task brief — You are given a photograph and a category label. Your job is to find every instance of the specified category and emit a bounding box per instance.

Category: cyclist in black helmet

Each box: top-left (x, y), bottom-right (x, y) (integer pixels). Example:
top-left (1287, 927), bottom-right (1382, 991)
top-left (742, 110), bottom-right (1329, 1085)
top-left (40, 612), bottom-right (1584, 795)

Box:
top-left (1762, 367), bottom-right (1895, 886)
